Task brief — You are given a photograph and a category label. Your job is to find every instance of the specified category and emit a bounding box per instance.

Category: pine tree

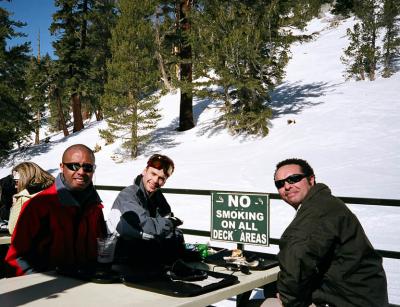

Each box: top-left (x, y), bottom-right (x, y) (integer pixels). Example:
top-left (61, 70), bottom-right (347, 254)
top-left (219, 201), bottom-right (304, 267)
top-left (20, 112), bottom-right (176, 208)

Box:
top-left (154, 2), bottom-right (174, 92)
top-left (189, 0), bottom-right (293, 136)
top-left (101, 0), bottom-right (160, 158)
top-left (0, 5), bottom-right (31, 158)
top-left (85, 0), bottom-right (117, 121)
top-left (42, 55), bottom-right (70, 136)
top-left (50, 0), bottom-right (92, 132)
top-left (381, 0), bottom-right (400, 78)
top-left (24, 57), bottom-right (48, 144)
top-left (341, 24), bottom-right (366, 80)
top-left (332, 0), bottom-right (355, 17)
top-left (342, 0), bottom-right (381, 81)
top-left (358, 0), bottom-right (381, 80)
top-left (176, 0), bottom-right (194, 131)
top-left (153, 0), bottom-right (326, 136)
top-left (150, 0), bottom-right (195, 131)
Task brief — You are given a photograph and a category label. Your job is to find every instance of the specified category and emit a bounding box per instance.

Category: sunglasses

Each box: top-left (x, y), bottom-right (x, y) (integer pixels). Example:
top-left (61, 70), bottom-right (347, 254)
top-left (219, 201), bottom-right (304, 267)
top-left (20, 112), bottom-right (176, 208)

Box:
top-left (274, 174), bottom-right (307, 189)
top-left (226, 264), bottom-right (251, 275)
top-left (63, 162), bottom-right (96, 173)
top-left (147, 154), bottom-right (174, 177)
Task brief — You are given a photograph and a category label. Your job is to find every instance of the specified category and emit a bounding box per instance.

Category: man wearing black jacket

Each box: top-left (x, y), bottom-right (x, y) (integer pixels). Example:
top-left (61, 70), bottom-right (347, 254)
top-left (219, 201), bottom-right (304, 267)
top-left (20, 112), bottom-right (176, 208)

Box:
top-left (107, 154), bottom-right (184, 269)
top-left (262, 158), bottom-right (388, 307)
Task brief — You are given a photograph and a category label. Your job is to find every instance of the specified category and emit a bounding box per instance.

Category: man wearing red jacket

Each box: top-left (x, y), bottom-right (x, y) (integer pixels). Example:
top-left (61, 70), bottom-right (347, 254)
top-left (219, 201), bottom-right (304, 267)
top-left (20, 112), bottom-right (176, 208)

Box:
top-left (5, 144), bottom-right (106, 276)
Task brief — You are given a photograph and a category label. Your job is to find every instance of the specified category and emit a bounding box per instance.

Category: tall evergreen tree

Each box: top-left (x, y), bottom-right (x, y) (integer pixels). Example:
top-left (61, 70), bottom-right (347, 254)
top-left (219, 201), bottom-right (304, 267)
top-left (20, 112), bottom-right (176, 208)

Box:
top-left (101, 0), bottom-right (160, 158)
top-left (331, 0), bottom-right (355, 17)
top-left (0, 4), bottom-right (31, 158)
top-left (341, 0), bottom-right (381, 80)
top-left (85, 0), bottom-right (117, 121)
top-left (154, 2), bottom-right (174, 91)
top-left (176, 0), bottom-right (194, 131)
top-left (153, 0), bottom-right (326, 136)
top-left (342, 0), bottom-right (381, 80)
top-left (189, 0), bottom-right (292, 136)
top-left (25, 56), bottom-right (49, 144)
top-left (341, 23), bottom-right (366, 80)
top-left (150, 1), bottom-right (194, 131)
top-left (357, 0), bottom-right (380, 80)
top-left (381, 0), bottom-right (400, 78)
top-left (50, 0), bottom-right (92, 132)
top-left (39, 54), bottom-right (70, 136)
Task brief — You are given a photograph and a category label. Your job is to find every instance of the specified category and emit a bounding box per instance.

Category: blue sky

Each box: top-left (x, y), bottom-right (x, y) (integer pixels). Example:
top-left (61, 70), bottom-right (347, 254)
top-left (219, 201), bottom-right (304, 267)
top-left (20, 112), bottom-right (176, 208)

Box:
top-left (1, 0), bottom-right (56, 57)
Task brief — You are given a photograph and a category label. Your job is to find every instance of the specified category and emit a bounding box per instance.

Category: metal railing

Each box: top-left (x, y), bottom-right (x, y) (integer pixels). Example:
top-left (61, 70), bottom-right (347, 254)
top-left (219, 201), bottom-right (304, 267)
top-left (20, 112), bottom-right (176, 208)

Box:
top-left (95, 185), bottom-right (400, 260)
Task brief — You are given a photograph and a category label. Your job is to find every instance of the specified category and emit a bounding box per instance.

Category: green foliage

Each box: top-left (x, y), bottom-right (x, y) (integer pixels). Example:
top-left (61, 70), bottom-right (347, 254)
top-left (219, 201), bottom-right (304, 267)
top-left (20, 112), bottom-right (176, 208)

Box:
top-left (0, 84), bottom-right (31, 157)
top-left (40, 56), bottom-right (71, 133)
top-left (0, 6), bottom-right (31, 158)
top-left (51, 0), bottom-right (89, 92)
top-left (341, 24), bottom-right (366, 80)
top-left (49, 0), bottom-right (116, 131)
top-left (342, 0), bottom-right (399, 81)
top-left (101, 0), bottom-right (161, 158)
top-left (276, 0), bottom-right (331, 29)
top-left (24, 57), bottom-right (51, 141)
top-left (99, 128), bottom-right (114, 145)
top-left (84, 0), bottom-right (117, 119)
top-left (381, 0), bottom-right (400, 78)
top-left (188, 0), bottom-right (293, 136)
top-left (152, 1), bottom-right (181, 90)
top-left (218, 87), bottom-right (273, 137)
top-left (153, 0), bottom-right (328, 136)
top-left (51, 0), bottom-right (109, 131)
top-left (331, 0), bottom-right (355, 17)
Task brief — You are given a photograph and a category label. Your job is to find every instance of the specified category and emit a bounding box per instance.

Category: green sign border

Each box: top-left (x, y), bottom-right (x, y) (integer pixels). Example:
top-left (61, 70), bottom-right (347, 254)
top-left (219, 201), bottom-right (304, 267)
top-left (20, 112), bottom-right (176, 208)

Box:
top-left (210, 191), bottom-right (270, 246)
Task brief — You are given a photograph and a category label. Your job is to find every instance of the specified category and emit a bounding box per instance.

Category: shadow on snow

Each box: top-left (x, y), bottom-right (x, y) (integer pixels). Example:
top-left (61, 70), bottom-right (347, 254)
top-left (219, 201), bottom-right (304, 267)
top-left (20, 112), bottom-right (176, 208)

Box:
top-left (1, 81), bottom-right (338, 165)
top-left (0, 120), bottom-right (103, 169)
top-left (269, 81), bottom-right (338, 118)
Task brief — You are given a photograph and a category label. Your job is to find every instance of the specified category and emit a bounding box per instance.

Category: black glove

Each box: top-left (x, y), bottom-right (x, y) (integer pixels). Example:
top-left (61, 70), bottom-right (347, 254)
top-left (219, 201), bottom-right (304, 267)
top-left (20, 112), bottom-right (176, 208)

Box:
top-left (168, 216), bottom-right (183, 227)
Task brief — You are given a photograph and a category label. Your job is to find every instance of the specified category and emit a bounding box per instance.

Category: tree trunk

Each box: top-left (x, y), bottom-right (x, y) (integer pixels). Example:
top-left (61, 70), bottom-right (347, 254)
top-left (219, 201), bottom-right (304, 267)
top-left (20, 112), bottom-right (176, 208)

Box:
top-left (71, 93), bottom-right (84, 132)
top-left (95, 106), bottom-right (103, 121)
top-left (177, 0), bottom-right (194, 131)
top-left (34, 110), bottom-right (40, 145)
top-left (129, 91), bottom-right (138, 158)
top-left (155, 8), bottom-right (173, 91)
top-left (382, 25), bottom-right (391, 77)
top-left (55, 88), bottom-right (69, 137)
top-left (67, 0), bottom-right (89, 131)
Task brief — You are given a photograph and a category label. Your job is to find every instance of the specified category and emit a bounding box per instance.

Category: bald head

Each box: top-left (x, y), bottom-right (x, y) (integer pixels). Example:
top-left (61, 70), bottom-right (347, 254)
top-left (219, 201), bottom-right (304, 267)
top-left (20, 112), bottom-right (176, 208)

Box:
top-left (62, 144), bottom-right (95, 163)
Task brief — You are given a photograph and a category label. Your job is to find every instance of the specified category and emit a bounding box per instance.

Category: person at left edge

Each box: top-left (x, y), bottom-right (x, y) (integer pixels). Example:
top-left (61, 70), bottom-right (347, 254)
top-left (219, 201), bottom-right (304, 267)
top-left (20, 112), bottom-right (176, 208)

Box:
top-left (0, 174), bottom-right (17, 221)
top-left (8, 162), bottom-right (55, 235)
top-left (5, 144), bottom-right (107, 277)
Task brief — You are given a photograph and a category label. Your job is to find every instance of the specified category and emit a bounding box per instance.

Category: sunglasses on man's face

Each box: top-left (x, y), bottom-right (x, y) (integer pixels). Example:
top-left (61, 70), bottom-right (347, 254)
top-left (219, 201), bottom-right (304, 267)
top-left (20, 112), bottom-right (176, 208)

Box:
top-left (274, 174), bottom-right (307, 189)
top-left (63, 162), bottom-right (96, 173)
top-left (147, 155), bottom-right (174, 177)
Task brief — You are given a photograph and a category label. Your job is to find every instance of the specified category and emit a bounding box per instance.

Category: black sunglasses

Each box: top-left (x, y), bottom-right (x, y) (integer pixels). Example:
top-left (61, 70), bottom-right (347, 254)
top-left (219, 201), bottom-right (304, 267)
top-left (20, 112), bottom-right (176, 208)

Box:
top-left (274, 174), bottom-right (307, 189)
top-left (226, 264), bottom-right (251, 275)
top-left (63, 162), bottom-right (96, 173)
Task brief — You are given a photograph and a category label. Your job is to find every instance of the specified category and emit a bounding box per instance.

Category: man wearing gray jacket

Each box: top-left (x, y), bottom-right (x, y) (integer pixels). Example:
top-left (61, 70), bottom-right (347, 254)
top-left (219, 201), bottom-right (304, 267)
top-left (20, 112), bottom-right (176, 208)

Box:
top-left (107, 154), bottom-right (184, 268)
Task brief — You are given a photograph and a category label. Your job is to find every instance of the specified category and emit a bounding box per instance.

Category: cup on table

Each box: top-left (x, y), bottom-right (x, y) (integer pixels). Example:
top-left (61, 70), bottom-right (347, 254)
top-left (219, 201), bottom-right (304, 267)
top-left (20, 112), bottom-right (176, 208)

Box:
top-left (97, 233), bottom-right (118, 264)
